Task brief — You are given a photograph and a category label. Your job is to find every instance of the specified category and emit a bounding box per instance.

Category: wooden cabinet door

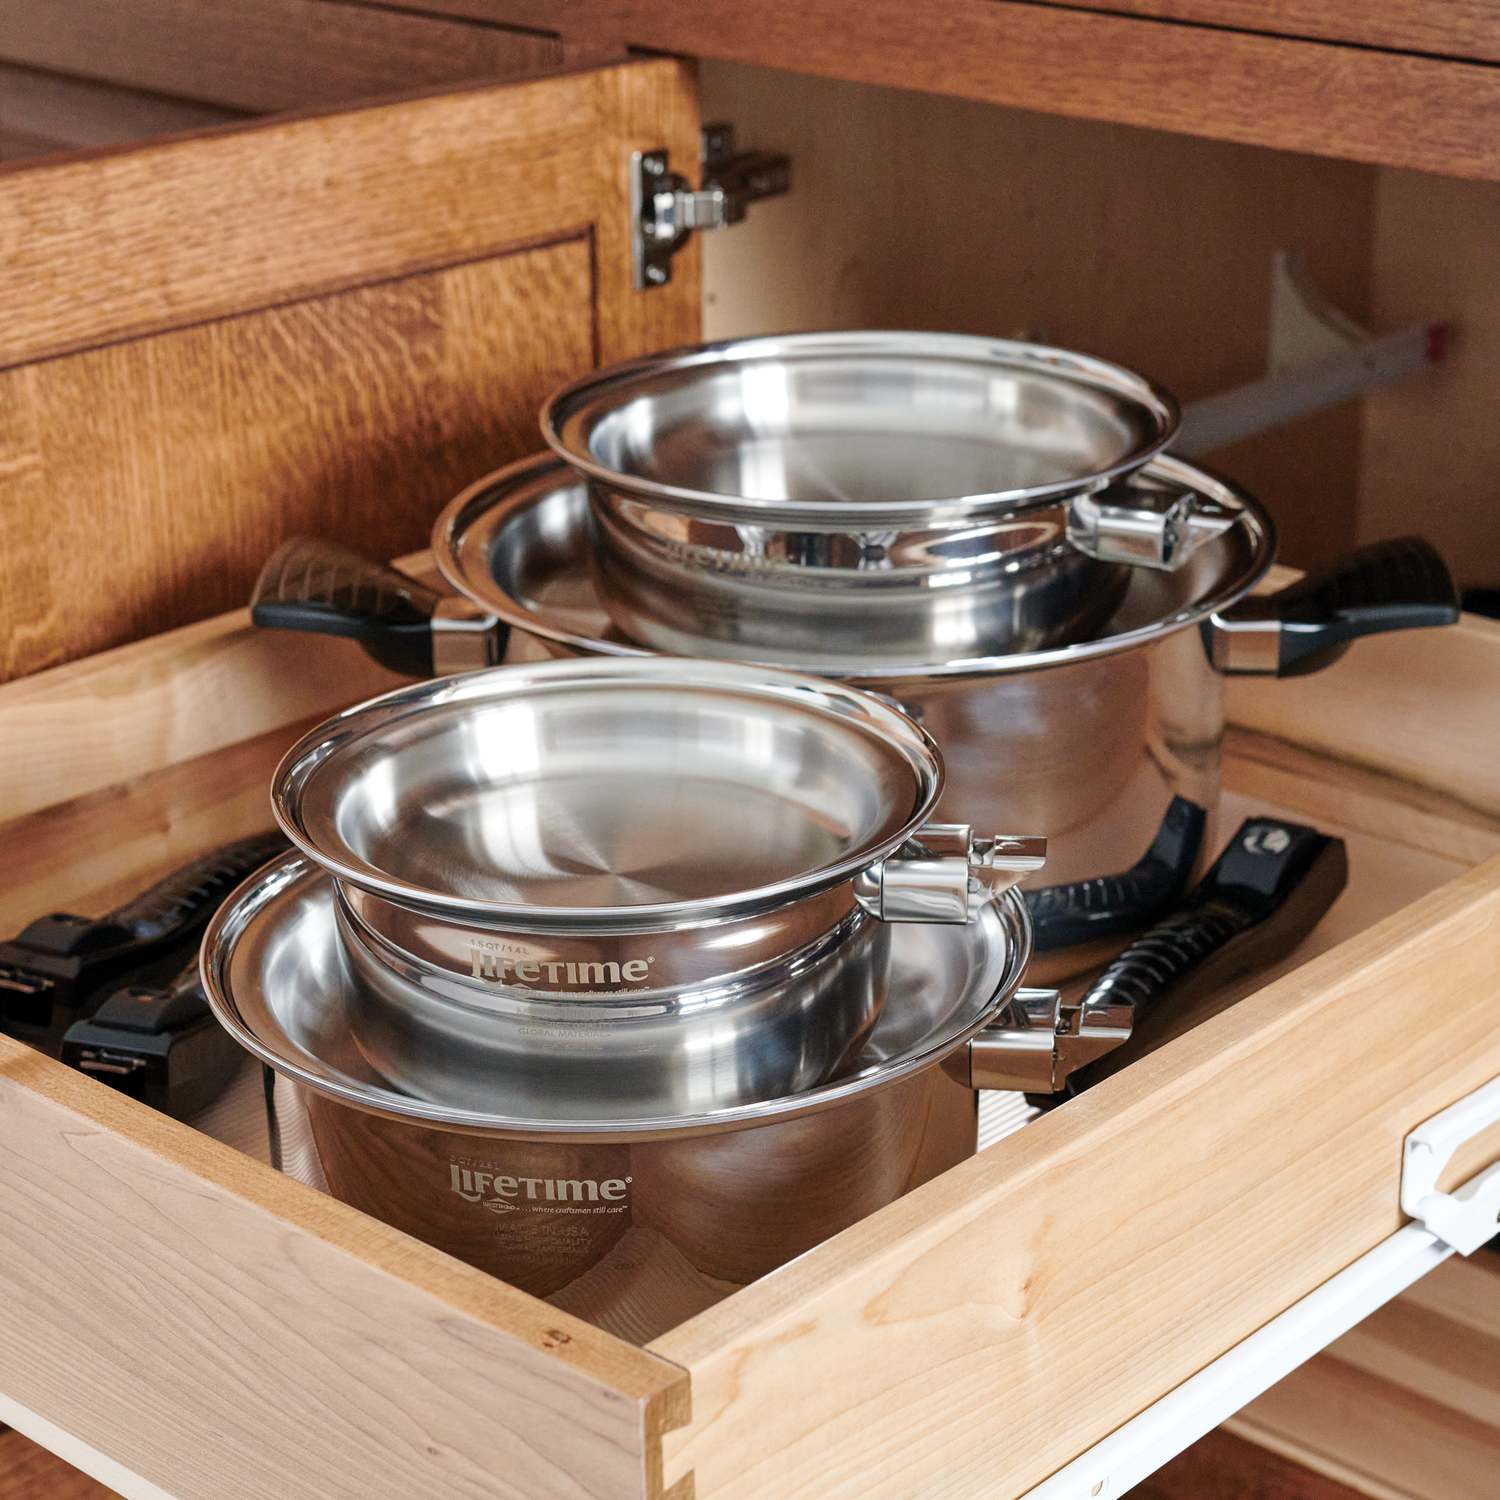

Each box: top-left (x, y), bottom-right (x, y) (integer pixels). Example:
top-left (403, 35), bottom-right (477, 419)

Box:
top-left (0, 58), bottom-right (701, 683)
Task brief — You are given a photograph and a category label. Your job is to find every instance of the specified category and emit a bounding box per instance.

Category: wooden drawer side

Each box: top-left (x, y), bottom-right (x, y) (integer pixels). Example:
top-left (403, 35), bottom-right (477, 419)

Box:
top-left (649, 858), bottom-right (1500, 1500)
top-left (0, 1039), bottom-right (689, 1500)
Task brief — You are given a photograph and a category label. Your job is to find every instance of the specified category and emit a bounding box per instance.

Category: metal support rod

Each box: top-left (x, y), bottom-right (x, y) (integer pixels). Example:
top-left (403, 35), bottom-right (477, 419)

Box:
top-left (1174, 321), bottom-right (1443, 457)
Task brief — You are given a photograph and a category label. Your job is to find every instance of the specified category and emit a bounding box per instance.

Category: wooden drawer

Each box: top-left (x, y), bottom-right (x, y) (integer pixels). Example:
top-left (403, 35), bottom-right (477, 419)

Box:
top-left (1, 578), bottom-right (1498, 1500)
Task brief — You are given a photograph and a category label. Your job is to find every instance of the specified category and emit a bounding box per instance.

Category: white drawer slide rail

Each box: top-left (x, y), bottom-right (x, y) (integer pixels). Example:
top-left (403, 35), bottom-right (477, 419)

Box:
top-left (1021, 1075), bottom-right (1500, 1500)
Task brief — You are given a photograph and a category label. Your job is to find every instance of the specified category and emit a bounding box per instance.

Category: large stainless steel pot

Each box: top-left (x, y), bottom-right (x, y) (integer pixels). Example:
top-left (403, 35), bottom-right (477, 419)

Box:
top-left (540, 333), bottom-right (1240, 662)
top-left (269, 658), bottom-right (1045, 1110)
top-left (251, 469), bottom-right (1456, 987)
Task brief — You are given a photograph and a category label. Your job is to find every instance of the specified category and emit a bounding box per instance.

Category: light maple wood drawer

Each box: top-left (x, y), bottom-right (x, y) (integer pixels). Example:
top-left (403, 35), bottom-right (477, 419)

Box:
top-left (1, 594), bottom-right (1497, 1500)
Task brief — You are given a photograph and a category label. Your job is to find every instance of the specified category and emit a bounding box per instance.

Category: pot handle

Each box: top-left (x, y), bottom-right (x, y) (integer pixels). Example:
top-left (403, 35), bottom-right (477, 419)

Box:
top-left (1065, 476), bottom-right (1239, 571)
top-left (1205, 535), bottom-right (1459, 677)
top-left (853, 828), bottom-right (1046, 923)
top-left (250, 536), bottom-right (507, 678)
top-left (949, 816), bottom-right (1346, 1097)
top-left (1024, 795), bottom-right (1206, 952)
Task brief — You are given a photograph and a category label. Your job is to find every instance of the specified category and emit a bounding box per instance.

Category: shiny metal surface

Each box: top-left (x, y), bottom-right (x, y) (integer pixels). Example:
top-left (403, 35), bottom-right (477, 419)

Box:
top-left (1065, 477), bottom-right (1240, 570)
top-left (589, 490), bottom-right (1132, 664)
top-left (433, 452), bottom-right (1274, 680)
top-left (542, 331), bottom-right (1179, 528)
top-left (202, 853), bottom-right (1032, 1135)
top-left (338, 891), bottom-right (888, 1115)
top-left (432, 451), bottom-right (1274, 979)
top-left (273, 657), bottom-right (943, 926)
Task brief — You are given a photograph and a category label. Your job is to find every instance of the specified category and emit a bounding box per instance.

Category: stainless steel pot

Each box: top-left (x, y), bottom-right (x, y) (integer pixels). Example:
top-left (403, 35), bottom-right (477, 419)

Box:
top-left (203, 853), bottom-right (1032, 1296)
top-left (270, 658), bottom-right (1045, 1108)
top-left (204, 811), bottom-right (1344, 1326)
top-left (540, 332), bottom-right (1241, 662)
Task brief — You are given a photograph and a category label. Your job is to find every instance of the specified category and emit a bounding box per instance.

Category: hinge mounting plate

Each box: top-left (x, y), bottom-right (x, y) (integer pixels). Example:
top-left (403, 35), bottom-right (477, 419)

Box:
top-left (632, 123), bottom-right (791, 291)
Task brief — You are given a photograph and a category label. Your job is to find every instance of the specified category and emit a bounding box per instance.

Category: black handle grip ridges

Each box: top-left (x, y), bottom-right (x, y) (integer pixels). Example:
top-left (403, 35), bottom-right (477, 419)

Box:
top-left (250, 536), bottom-right (441, 677)
top-left (1025, 796), bottom-right (1206, 952)
top-left (1271, 535), bottom-right (1459, 676)
top-left (106, 830), bottom-right (291, 943)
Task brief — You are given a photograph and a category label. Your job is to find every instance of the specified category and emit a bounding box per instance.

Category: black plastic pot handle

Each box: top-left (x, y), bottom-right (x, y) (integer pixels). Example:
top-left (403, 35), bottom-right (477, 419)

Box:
top-left (1024, 796), bottom-right (1207, 952)
top-left (250, 536), bottom-right (446, 678)
top-left (0, 830), bottom-right (288, 1042)
top-left (1209, 535), bottom-right (1460, 677)
top-left (1028, 816), bottom-right (1347, 1108)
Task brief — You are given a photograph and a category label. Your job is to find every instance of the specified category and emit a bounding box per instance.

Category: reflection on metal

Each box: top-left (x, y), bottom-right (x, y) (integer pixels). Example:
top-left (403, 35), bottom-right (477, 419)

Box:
top-left (1174, 248), bottom-right (1445, 457)
top-left (1066, 480), bottom-right (1239, 571)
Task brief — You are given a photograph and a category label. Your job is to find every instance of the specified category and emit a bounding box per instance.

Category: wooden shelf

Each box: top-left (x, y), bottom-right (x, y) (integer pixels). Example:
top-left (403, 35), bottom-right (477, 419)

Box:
top-left (408, 0), bottom-right (1500, 182)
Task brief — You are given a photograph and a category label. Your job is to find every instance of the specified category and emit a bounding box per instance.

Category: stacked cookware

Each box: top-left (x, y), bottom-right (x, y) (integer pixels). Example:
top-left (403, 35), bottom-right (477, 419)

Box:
top-left (216, 332), bottom-right (1456, 1313)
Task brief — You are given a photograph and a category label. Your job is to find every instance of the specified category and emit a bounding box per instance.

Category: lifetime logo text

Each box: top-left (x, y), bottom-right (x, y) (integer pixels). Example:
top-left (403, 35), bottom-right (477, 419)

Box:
top-left (469, 950), bottom-right (653, 987)
top-left (449, 1166), bottom-right (631, 1203)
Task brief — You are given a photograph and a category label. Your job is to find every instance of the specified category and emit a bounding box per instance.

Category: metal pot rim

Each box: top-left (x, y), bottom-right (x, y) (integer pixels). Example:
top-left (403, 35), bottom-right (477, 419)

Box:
top-left (202, 853), bottom-right (1033, 1141)
top-left (271, 656), bottom-right (946, 925)
top-left (541, 330), bottom-right (1180, 527)
top-left (433, 452), bottom-right (1278, 680)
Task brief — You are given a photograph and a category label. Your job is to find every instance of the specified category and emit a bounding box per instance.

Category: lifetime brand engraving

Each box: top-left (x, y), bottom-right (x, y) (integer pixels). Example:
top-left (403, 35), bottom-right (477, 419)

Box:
top-left (449, 1165), bottom-right (632, 1215)
top-left (468, 949), bottom-right (655, 987)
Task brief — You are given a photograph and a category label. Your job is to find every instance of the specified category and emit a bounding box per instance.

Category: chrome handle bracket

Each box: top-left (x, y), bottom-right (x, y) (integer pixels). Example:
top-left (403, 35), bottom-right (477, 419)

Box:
top-left (855, 828), bottom-right (1046, 924)
top-left (1067, 481), bottom-right (1239, 571)
top-left (952, 985), bottom-right (1134, 1094)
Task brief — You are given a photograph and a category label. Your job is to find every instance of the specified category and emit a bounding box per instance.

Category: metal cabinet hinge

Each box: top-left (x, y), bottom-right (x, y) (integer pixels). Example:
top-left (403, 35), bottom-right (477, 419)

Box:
top-left (632, 123), bottom-right (791, 290)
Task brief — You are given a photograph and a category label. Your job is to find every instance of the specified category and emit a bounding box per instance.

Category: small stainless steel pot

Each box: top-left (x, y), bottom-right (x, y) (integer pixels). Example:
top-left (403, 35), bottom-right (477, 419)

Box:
top-left (541, 332), bottom-right (1241, 661)
top-left (270, 658), bottom-right (1045, 1108)
top-left (204, 815), bottom-right (1342, 1324)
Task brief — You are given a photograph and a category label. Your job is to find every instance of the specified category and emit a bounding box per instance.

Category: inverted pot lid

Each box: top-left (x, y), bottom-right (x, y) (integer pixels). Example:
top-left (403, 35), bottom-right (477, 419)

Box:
top-left (273, 657), bottom-right (943, 927)
top-left (433, 451), bottom-right (1277, 681)
top-left (202, 854), bottom-right (1032, 1136)
top-left (542, 331), bottom-right (1179, 529)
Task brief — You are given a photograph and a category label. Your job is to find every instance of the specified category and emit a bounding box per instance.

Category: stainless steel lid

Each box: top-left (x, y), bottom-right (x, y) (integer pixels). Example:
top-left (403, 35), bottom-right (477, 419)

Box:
top-left (542, 331), bottom-right (1179, 529)
top-left (433, 452), bottom-right (1276, 680)
top-left (201, 854), bottom-right (1032, 1136)
top-left (272, 657), bottom-right (944, 928)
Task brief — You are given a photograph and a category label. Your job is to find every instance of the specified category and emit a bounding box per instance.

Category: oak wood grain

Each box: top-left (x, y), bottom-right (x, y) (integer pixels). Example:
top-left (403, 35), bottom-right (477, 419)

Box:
top-left (1026, 1), bottom-right (1500, 65)
top-left (648, 856), bottom-right (1500, 1500)
top-left (0, 0), bottom-right (561, 115)
top-left (0, 59), bottom-right (701, 682)
top-left (0, 62), bottom-right (244, 155)
top-left (400, 0), bottom-right (1500, 181)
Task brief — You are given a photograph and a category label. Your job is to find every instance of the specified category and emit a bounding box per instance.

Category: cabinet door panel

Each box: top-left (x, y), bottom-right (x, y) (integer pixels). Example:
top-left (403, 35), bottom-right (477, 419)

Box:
top-left (0, 59), bottom-right (702, 681)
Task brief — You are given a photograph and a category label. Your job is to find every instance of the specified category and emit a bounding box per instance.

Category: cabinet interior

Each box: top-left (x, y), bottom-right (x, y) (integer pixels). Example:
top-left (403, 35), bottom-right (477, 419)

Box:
top-left (700, 59), bottom-right (1500, 586)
